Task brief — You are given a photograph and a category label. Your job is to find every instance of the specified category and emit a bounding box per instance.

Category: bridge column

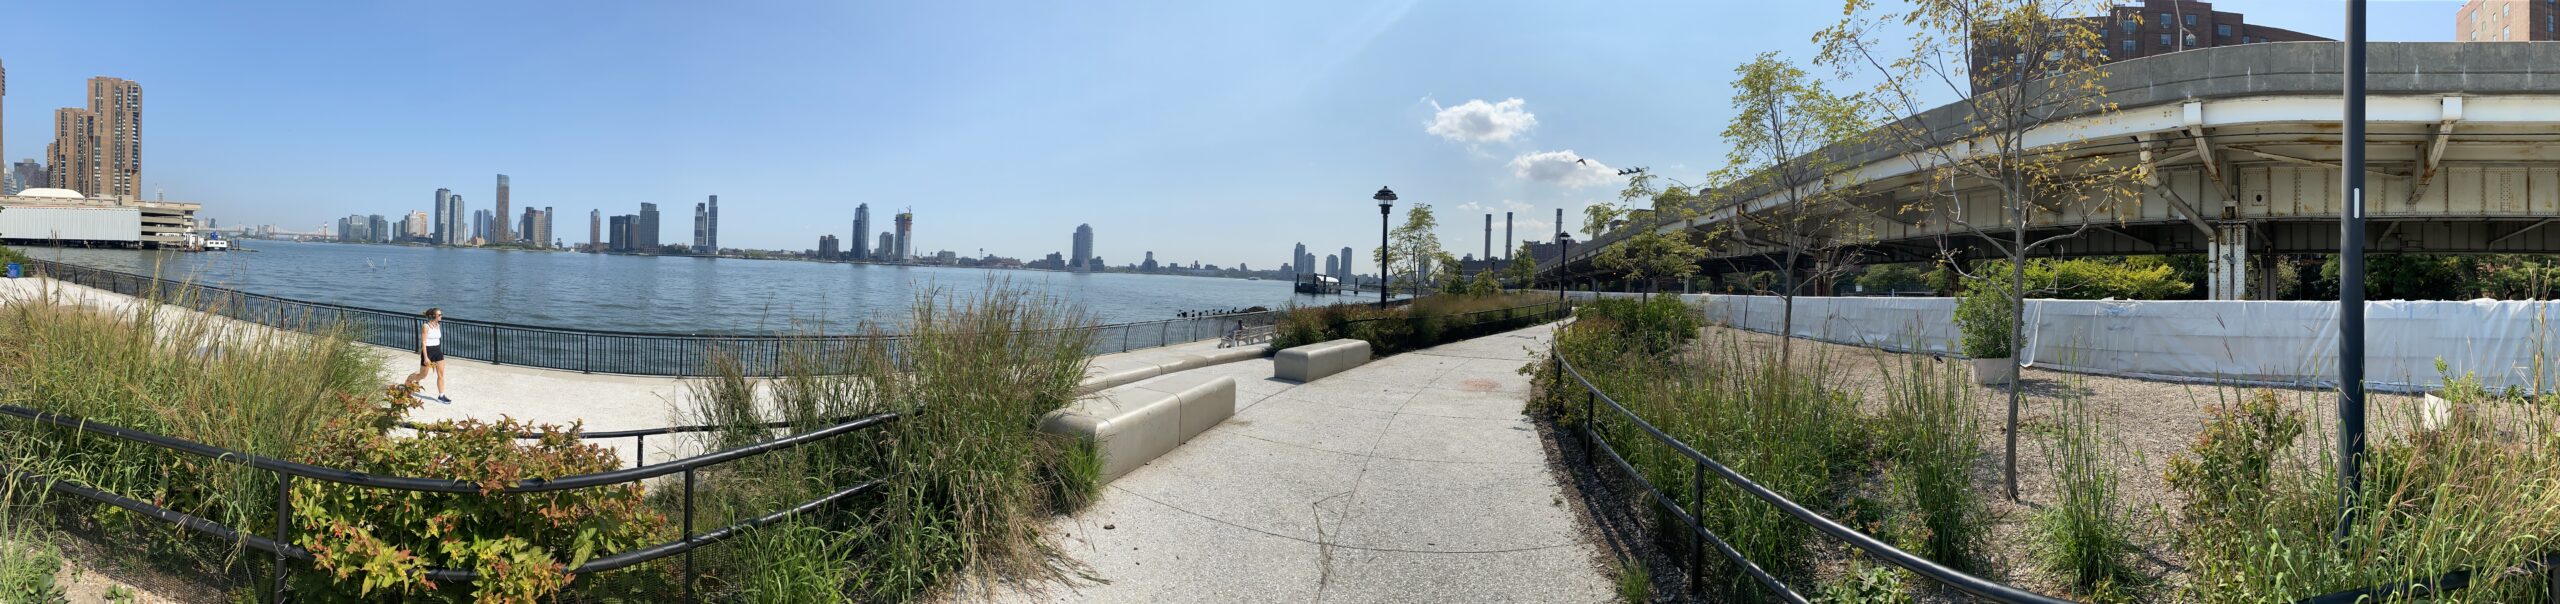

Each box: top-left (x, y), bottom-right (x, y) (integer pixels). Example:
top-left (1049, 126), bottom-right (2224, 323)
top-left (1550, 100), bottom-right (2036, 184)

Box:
top-left (2208, 222), bottom-right (2251, 300)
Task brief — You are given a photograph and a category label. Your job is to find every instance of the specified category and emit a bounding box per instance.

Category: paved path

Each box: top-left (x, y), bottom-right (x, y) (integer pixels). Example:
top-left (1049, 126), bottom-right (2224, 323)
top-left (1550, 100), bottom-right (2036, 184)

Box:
top-left (999, 322), bottom-right (1613, 603)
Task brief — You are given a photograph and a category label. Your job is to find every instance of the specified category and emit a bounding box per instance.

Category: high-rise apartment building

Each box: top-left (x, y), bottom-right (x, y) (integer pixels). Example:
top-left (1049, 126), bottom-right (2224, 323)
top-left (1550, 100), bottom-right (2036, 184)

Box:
top-left (1970, 0), bottom-right (2325, 94)
top-left (608, 215), bottom-right (633, 252)
top-left (474, 209), bottom-right (493, 242)
top-left (818, 234), bottom-right (840, 259)
top-left (637, 203), bottom-right (661, 251)
top-left (1339, 246), bottom-right (1355, 281)
top-left (91, 77), bottom-right (141, 198)
top-left (589, 209), bottom-right (602, 252)
top-left (852, 204), bottom-right (871, 261)
top-left (405, 211), bottom-right (430, 239)
top-left (432, 188), bottom-right (454, 245)
top-left (1071, 224), bottom-right (1094, 272)
top-left (538, 206), bottom-right (554, 249)
top-left (47, 108), bottom-right (96, 194)
top-left (692, 202), bottom-right (708, 252)
top-left (893, 212), bottom-right (913, 260)
top-left (2459, 0), bottom-right (2559, 41)
top-left (707, 195), bottom-right (718, 252)
top-left (877, 231), bottom-right (895, 258)
top-left (1324, 254), bottom-right (1338, 278)
top-left (368, 215), bottom-right (389, 243)
top-left (518, 208), bottom-right (540, 247)
top-left (493, 174), bottom-right (512, 244)
top-left (1293, 243), bottom-right (1310, 275)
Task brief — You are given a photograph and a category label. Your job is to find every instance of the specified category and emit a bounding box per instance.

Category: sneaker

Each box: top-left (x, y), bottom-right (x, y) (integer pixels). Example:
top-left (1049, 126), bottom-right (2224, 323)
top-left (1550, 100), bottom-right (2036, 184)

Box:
top-left (435, 395), bottom-right (453, 404)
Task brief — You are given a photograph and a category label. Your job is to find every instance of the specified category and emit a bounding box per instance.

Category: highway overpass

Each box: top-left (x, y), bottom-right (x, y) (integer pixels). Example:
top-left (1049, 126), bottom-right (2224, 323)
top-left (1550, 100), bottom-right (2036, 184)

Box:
top-left (1550, 42), bottom-right (2560, 300)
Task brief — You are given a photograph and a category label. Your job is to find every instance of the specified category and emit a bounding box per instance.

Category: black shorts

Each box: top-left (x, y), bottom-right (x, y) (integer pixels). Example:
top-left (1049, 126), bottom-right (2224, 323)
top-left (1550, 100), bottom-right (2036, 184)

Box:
top-left (422, 345), bottom-right (444, 363)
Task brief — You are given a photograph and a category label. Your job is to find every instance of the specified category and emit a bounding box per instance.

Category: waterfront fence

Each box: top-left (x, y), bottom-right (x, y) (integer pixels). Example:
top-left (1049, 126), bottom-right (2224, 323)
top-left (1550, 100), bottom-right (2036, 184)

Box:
top-left (0, 404), bottom-right (899, 603)
top-left (1550, 346), bottom-right (2560, 603)
top-left (22, 259), bottom-right (1283, 376)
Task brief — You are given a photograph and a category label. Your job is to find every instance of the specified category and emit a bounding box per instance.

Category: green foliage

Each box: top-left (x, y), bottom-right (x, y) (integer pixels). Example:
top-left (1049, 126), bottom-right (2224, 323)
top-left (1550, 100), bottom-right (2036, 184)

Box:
top-left (1614, 558), bottom-right (1651, 604)
top-left (2034, 389), bottom-right (2137, 595)
top-left (1817, 556), bottom-right (1908, 604)
top-left (1379, 204), bottom-right (1446, 293)
top-left (1269, 294), bottom-right (1560, 358)
top-left (1571, 296), bottom-right (1699, 356)
top-left (1505, 243), bottom-right (1539, 287)
top-left (290, 393), bottom-right (663, 603)
top-left (1875, 353), bottom-right (1989, 572)
top-left (728, 522), bottom-right (856, 604)
top-left (1855, 264), bottom-right (1928, 294)
top-left (0, 540), bottom-right (64, 604)
top-left (1467, 270), bottom-right (1500, 296)
top-left (2167, 384), bottom-right (2560, 602)
top-left (2314, 254), bottom-right (2560, 300)
top-left (0, 245), bottom-right (29, 268)
top-left (1953, 279), bottom-right (2014, 359)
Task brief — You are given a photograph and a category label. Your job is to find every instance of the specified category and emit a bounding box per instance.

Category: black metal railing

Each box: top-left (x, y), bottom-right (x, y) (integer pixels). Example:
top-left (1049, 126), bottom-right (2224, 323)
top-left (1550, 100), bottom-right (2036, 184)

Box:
top-left (0, 404), bottom-right (898, 603)
top-left (1549, 348), bottom-right (2560, 603)
top-left (20, 258), bottom-right (1280, 376)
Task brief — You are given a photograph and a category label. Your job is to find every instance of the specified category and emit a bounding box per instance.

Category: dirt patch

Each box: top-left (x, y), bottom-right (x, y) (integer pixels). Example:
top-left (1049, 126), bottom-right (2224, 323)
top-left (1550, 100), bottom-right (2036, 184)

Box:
top-left (1460, 378), bottom-right (1500, 392)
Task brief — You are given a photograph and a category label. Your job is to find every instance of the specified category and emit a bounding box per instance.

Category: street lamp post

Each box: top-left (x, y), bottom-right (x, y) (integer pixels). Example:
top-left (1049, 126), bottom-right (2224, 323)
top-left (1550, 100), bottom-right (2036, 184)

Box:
top-left (1375, 187), bottom-right (1397, 307)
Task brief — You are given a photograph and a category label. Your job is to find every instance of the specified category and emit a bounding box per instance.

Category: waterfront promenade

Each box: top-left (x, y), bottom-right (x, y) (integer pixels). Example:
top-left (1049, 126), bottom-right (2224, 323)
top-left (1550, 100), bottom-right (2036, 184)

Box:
top-left (983, 322), bottom-right (1614, 603)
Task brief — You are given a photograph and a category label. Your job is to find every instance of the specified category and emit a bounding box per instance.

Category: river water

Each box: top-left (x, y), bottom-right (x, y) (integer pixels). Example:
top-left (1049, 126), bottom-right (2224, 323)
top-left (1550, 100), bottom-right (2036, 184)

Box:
top-left (30, 240), bottom-right (1377, 334)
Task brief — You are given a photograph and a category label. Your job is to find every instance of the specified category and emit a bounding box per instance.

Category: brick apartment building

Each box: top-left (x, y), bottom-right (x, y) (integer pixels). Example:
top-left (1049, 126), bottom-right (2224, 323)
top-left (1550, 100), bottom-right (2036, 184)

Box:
top-left (1972, 0), bottom-right (2327, 95)
top-left (2459, 0), bottom-right (2560, 41)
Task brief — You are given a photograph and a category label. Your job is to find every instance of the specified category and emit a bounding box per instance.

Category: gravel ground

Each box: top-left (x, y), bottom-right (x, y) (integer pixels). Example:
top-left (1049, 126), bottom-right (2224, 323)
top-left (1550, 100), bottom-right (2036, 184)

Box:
top-left (1581, 325), bottom-right (2445, 602)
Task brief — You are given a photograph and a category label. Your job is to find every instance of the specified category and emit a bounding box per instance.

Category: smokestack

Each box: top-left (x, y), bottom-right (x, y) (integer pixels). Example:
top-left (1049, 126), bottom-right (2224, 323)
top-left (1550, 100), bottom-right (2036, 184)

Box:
top-left (1555, 208), bottom-right (1564, 239)
top-left (1484, 214), bottom-right (1493, 264)
top-left (1504, 212), bottom-right (1514, 261)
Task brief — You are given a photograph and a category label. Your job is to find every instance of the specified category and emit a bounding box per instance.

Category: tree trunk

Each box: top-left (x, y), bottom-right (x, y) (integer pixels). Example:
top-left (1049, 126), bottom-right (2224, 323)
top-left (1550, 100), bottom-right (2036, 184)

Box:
top-left (1780, 252), bottom-right (1798, 367)
top-left (2004, 187), bottom-right (2027, 503)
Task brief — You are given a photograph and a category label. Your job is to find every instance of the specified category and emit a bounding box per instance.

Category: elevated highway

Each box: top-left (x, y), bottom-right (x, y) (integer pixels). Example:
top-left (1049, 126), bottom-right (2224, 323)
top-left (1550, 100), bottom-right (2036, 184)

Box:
top-left (1551, 42), bottom-right (2560, 299)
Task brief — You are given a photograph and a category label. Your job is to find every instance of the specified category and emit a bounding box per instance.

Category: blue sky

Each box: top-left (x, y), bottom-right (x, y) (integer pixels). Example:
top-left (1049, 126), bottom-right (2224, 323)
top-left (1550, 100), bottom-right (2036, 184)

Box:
top-left (3, 1), bottom-right (2464, 271)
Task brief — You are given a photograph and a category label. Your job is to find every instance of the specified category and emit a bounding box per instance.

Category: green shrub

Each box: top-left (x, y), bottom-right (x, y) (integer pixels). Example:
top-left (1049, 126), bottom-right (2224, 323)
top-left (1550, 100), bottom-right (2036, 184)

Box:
top-left (2162, 390), bottom-right (2301, 526)
top-left (1573, 296), bottom-right (1698, 355)
top-left (289, 395), bottom-right (666, 603)
top-left (0, 540), bottom-right (64, 604)
top-left (1817, 556), bottom-right (1907, 604)
top-left (1270, 294), bottom-right (1560, 357)
top-left (1953, 280), bottom-right (2013, 359)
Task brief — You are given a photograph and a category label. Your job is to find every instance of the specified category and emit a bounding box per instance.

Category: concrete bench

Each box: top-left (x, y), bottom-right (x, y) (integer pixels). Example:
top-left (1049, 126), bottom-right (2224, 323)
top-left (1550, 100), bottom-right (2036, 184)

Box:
top-left (1039, 374), bottom-right (1238, 483)
top-left (1274, 338), bottom-right (1371, 382)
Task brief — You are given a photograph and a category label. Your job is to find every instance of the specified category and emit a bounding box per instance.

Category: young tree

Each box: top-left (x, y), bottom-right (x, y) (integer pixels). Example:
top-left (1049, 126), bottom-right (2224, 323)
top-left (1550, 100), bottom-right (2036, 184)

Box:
top-left (1596, 174), bottom-right (1710, 301)
top-left (1376, 204), bottom-right (1447, 298)
top-left (1708, 51), bottom-right (1873, 365)
top-left (1582, 201), bottom-right (1624, 240)
top-left (1504, 242), bottom-right (1540, 290)
top-left (1819, 0), bottom-right (2145, 500)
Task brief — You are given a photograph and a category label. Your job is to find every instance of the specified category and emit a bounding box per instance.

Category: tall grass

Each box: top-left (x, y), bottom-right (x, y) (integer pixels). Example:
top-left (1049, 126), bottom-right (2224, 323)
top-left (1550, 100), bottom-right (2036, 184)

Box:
top-left (2034, 384), bottom-right (2136, 595)
top-left (0, 478), bottom-right (66, 604)
top-left (0, 278), bottom-right (381, 574)
top-left (1271, 292), bottom-right (1560, 355)
top-left (1874, 351), bottom-right (1991, 574)
top-left (2169, 377), bottom-right (2560, 602)
top-left (676, 284), bottom-right (1100, 601)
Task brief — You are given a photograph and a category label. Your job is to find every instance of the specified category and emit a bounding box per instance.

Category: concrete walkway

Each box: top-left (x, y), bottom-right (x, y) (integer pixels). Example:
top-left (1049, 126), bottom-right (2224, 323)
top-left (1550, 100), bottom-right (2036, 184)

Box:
top-left (1001, 322), bottom-right (1613, 603)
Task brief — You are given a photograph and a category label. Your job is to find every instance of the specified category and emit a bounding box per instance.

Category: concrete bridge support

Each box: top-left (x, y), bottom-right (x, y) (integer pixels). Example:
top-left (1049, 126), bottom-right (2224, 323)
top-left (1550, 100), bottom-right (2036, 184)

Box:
top-left (2209, 222), bottom-right (2251, 300)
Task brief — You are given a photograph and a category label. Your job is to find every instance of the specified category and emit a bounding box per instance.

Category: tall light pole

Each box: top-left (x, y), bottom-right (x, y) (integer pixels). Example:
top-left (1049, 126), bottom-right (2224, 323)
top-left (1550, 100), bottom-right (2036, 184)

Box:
top-left (1557, 232), bottom-right (1573, 306)
top-left (2336, 0), bottom-right (2369, 545)
top-left (1375, 186), bottom-right (1397, 307)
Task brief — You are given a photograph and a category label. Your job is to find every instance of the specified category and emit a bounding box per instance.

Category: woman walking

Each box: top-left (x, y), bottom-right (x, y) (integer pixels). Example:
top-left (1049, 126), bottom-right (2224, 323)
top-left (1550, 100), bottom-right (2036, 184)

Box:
top-left (402, 308), bottom-right (452, 403)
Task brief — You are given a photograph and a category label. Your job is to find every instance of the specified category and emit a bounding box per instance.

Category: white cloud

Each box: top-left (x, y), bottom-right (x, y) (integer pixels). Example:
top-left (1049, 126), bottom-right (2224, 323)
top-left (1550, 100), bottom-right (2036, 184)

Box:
top-left (1425, 98), bottom-right (1537, 144)
top-left (1455, 200), bottom-right (1535, 215)
top-left (1508, 150), bottom-right (1615, 188)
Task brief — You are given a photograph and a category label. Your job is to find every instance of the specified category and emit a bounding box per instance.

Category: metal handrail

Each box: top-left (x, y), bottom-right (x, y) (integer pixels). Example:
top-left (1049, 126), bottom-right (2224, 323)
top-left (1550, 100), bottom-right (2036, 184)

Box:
top-left (20, 258), bottom-right (1281, 376)
top-left (1552, 345), bottom-right (2560, 602)
top-left (0, 404), bottom-right (900, 602)
top-left (1553, 350), bottom-right (2075, 603)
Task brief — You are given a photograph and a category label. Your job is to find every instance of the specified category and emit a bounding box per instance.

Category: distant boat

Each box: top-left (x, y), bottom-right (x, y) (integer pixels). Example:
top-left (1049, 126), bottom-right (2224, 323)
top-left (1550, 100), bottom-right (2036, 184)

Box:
top-left (204, 239), bottom-right (231, 251)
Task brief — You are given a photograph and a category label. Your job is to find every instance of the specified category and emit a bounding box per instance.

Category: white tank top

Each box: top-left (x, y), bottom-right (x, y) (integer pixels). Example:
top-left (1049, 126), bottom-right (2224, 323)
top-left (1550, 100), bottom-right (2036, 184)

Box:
top-left (423, 323), bottom-right (442, 347)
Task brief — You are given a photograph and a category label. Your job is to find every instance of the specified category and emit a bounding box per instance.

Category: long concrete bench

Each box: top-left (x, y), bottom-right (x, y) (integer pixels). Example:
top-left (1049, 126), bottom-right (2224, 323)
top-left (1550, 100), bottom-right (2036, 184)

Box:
top-left (1274, 338), bottom-right (1371, 382)
top-left (1078, 346), bottom-right (1265, 395)
top-left (1039, 374), bottom-right (1238, 483)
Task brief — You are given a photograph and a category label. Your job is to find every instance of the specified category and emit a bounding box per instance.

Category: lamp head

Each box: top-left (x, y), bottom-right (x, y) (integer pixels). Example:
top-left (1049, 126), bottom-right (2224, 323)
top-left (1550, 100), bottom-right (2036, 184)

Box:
top-left (1373, 186), bottom-right (1398, 210)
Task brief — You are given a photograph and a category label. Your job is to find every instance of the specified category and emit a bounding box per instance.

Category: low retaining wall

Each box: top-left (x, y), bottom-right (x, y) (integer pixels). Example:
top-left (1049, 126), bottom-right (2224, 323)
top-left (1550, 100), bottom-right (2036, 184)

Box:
top-left (1041, 375), bottom-right (1239, 483)
top-left (1565, 291), bottom-right (2558, 393)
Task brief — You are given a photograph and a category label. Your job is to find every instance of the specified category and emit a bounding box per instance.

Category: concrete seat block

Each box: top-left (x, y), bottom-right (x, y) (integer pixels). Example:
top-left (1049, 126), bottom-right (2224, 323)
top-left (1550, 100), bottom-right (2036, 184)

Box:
top-left (1039, 375), bottom-right (1239, 483)
top-left (1275, 339), bottom-right (1372, 382)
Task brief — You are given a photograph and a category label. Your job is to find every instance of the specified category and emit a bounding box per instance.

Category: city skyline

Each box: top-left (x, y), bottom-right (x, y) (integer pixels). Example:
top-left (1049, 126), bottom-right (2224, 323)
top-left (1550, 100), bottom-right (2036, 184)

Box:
top-left (0, 1), bottom-right (2481, 269)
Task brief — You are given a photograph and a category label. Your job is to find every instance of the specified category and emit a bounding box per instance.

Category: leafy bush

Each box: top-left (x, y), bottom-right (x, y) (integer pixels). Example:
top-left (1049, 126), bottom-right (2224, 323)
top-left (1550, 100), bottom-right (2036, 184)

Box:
top-left (289, 389), bottom-right (665, 603)
top-left (1818, 556), bottom-right (1907, 604)
top-left (0, 540), bottom-right (64, 604)
top-left (1953, 278), bottom-right (2013, 359)
top-left (1269, 293), bottom-right (1561, 357)
top-left (1572, 296), bottom-right (1698, 356)
top-left (2162, 390), bottom-right (2302, 525)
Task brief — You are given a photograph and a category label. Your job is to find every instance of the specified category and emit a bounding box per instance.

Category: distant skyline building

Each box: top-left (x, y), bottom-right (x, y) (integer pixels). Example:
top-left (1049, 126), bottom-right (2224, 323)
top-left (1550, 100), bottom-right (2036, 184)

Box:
top-left (818, 234), bottom-right (839, 258)
top-left (473, 209), bottom-right (493, 242)
top-left (877, 231), bottom-right (895, 258)
top-left (44, 77), bottom-right (142, 197)
top-left (537, 206), bottom-right (554, 249)
top-left (493, 174), bottom-right (512, 244)
top-left (852, 203), bottom-right (871, 261)
top-left (517, 207), bottom-right (539, 247)
top-left (1141, 251), bottom-right (1158, 272)
top-left (636, 203), bottom-right (661, 251)
top-left (893, 212), bottom-right (913, 260)
top-left (430, 188), bottom-right (453, 245)
top-left (404, 211), bottom-right (429, 239)
top-left (692, 201), bottom-right (707, 252)
top-left (608, 215), bottom-right (633, 252)
top-left (1071, 224), bottom-right (1094, 272)
top-left (588, 209), bottom-right (601, 252)
top-left (1338, 246), bottom-right (1355, 281)
top-left (707, 195), bottom-right (718, 252)
top-left (1324, 254), bottom-right (1338, 278)
top-left (6, 160), bottom-right (39, 196)
top-left (368, 214), bottom-right (389, 243)
top-left (1292, 243), bottom-right (1309, 276)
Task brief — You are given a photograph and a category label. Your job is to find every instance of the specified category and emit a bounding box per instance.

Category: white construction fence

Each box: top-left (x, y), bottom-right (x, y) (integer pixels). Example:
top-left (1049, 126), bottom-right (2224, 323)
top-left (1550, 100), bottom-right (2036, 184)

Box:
top-left (1553, 291), bottom-right (2560, 393)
